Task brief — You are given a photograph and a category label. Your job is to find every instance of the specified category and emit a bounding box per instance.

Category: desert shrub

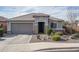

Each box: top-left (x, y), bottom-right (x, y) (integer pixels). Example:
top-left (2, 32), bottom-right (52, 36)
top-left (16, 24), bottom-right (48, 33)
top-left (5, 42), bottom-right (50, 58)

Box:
top-left (54, 32), bottom-right (63, 36)
top-left (71, 33), bottom-right (79, 39)
top-left (75, 33), bottom-right (79, 37)
top-left (51, 32), bottom-right (54, 36)
top-left (47, 28), bottom-right (53, 35)
top-left (51, 34), bottom-right (61, 41)
top-left (69, 28), bottom-right (76, 34)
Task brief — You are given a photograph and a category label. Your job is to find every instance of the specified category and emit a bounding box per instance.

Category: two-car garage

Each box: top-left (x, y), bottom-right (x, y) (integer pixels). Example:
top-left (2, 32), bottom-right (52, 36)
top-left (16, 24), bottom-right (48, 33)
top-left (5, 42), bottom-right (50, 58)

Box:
top-left (11, 23), bottom-right (33, 34)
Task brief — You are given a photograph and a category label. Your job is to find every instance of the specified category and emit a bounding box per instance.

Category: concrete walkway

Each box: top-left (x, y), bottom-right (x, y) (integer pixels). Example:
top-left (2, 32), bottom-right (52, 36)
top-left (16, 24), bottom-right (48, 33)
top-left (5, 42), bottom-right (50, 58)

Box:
top-left (0, 42), bottom-right (79, 52)
top-left (29, 42), bottom-right (79, 52)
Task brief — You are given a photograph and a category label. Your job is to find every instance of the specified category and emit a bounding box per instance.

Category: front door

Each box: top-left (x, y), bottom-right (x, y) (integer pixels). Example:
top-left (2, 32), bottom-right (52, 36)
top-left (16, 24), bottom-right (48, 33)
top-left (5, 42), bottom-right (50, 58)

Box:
top-left (38, 22), bottom-right (44, 33)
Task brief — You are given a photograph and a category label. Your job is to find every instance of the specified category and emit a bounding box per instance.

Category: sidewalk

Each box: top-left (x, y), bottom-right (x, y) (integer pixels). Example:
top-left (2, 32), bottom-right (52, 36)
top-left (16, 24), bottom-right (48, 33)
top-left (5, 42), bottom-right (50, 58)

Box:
top-left (29, 42), bottom-right (79, 51)
top-left (1, 42), bottom-right (79, 52)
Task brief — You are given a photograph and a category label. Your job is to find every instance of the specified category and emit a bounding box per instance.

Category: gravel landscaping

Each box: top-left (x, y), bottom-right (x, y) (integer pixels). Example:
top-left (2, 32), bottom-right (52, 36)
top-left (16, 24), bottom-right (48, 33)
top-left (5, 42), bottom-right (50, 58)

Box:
top-left (30, 34), bottom-right (79, 43)
top-left (30, 34), bottom-right (52, 43)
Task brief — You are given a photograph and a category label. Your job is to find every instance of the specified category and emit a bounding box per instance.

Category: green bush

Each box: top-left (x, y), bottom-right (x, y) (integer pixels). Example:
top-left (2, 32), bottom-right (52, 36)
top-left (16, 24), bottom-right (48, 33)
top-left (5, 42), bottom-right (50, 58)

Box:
top-left (51, 34), bottom-right (61, 41)
top-left (71, 33), bottom-right (79, 39)
top-left (54, 32), bottom-right (63, 36)
top-left (47, 28), bottom-right (53, 35)
top-left (0, 28), bottom-right (4, 33)
top-left (0, 28), bottom-right (4, 37)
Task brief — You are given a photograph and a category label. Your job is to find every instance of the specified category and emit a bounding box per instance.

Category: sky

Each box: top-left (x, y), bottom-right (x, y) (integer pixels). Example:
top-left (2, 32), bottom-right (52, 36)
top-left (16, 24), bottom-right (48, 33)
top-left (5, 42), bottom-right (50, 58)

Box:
top-left (0, 6), bottom-right (79, 21)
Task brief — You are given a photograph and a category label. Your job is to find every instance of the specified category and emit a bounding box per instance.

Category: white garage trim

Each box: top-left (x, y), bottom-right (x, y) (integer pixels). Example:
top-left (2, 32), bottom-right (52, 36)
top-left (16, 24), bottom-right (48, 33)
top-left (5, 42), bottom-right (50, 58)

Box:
top-left (11, 21), bottom-right (34, 23)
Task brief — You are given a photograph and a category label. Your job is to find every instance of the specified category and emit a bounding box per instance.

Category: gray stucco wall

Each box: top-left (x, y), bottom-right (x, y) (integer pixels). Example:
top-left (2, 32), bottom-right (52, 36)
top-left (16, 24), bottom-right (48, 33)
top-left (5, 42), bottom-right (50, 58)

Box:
top-left (34, 16), bottom-right (49, 34)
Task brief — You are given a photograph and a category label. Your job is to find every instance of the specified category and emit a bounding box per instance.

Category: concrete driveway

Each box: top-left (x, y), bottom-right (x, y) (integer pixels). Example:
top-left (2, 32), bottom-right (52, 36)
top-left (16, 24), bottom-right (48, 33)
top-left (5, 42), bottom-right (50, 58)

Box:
top-left (8, 34), bottom-right (32, 44)
top-left (0, 34), bottom-right (32, 51)
top-left (0, 34), bottom-right (32, 44)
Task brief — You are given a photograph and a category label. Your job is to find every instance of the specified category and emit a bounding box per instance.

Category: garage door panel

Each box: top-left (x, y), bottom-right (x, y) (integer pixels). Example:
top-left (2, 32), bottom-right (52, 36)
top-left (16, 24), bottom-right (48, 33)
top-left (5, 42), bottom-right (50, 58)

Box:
top-left (11, 23), bottom-right (33, 34)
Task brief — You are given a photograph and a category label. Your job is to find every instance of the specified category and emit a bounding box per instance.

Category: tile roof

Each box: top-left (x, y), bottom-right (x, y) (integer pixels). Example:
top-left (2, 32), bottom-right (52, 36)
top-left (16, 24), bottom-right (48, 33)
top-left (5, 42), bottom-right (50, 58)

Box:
top-left (10, 13), bottom-right (49, 21)
top-left (10, 13), bottom-right (64, 22)
top-left (49, 17), bottom-right (64, 22)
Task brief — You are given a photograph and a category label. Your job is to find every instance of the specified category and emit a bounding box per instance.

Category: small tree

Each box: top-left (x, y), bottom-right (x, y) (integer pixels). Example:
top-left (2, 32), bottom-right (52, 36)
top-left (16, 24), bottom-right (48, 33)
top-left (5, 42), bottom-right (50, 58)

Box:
top-left (47, 28), bottom-right (53, 35)
top-left (67, 7), bottom-right (78, 34)
top-left (0, 27), bottom-right (4, 37)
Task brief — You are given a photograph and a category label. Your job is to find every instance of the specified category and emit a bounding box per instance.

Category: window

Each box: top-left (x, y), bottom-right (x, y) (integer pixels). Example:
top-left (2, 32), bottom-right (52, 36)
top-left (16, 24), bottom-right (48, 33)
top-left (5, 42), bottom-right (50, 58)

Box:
top-left (51, 23), bottom-right (57, 28)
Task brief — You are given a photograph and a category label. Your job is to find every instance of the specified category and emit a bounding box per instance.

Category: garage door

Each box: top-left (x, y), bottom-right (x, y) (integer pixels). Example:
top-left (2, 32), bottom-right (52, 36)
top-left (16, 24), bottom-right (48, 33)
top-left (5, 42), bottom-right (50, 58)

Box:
top-left (11, 23), bottom-right (33, 34)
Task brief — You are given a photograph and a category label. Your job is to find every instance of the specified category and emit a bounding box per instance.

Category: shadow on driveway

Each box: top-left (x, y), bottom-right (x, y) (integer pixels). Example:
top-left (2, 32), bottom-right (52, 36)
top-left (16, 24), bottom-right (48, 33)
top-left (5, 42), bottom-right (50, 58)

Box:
top-left (3, 34), bottom-right (19, 38)
top-left (0, 39), bottom-right (5, 41)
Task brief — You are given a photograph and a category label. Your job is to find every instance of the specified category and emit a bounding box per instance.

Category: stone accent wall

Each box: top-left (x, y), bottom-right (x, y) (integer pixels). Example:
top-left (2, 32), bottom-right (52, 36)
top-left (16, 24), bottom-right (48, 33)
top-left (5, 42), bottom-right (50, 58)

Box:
top-left (44, 25), bottom-right (48, 34)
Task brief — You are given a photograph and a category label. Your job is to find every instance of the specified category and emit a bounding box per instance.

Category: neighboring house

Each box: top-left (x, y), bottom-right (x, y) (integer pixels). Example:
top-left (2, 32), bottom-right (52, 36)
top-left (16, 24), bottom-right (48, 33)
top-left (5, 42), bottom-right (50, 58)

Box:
top-left (65, 20), bottom-right (79, 32)
top-left (7, 13), bottom-right (64, 34)
top-left (72, 21), bottom-right (79, 32)
top-left (0, 16), bottom-right (7, 33)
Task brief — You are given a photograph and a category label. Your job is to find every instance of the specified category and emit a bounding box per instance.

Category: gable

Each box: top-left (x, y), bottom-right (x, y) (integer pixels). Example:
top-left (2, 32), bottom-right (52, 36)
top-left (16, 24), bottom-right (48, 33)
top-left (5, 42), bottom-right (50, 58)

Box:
top-left (10, 13), bottom-right (49, 21)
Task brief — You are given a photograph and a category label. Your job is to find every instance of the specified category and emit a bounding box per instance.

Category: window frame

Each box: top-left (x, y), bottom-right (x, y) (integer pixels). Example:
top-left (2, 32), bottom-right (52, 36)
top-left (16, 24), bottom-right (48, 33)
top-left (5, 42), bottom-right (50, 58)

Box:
top-left (51, 23), bottom-right (57, 28)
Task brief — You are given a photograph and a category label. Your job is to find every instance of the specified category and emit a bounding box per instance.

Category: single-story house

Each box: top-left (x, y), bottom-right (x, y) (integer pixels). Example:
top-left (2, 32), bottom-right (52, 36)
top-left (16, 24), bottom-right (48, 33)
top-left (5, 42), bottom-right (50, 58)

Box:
top-left (7, 13), bottom-right (64, 34)
top-left (0, 16), bottom-right (8, 33)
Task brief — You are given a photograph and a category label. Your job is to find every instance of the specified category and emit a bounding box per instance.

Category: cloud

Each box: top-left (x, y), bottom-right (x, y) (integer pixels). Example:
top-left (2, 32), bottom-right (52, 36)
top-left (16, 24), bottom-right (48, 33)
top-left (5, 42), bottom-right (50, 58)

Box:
top-left (0, 6), bottom-right (77, 21)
